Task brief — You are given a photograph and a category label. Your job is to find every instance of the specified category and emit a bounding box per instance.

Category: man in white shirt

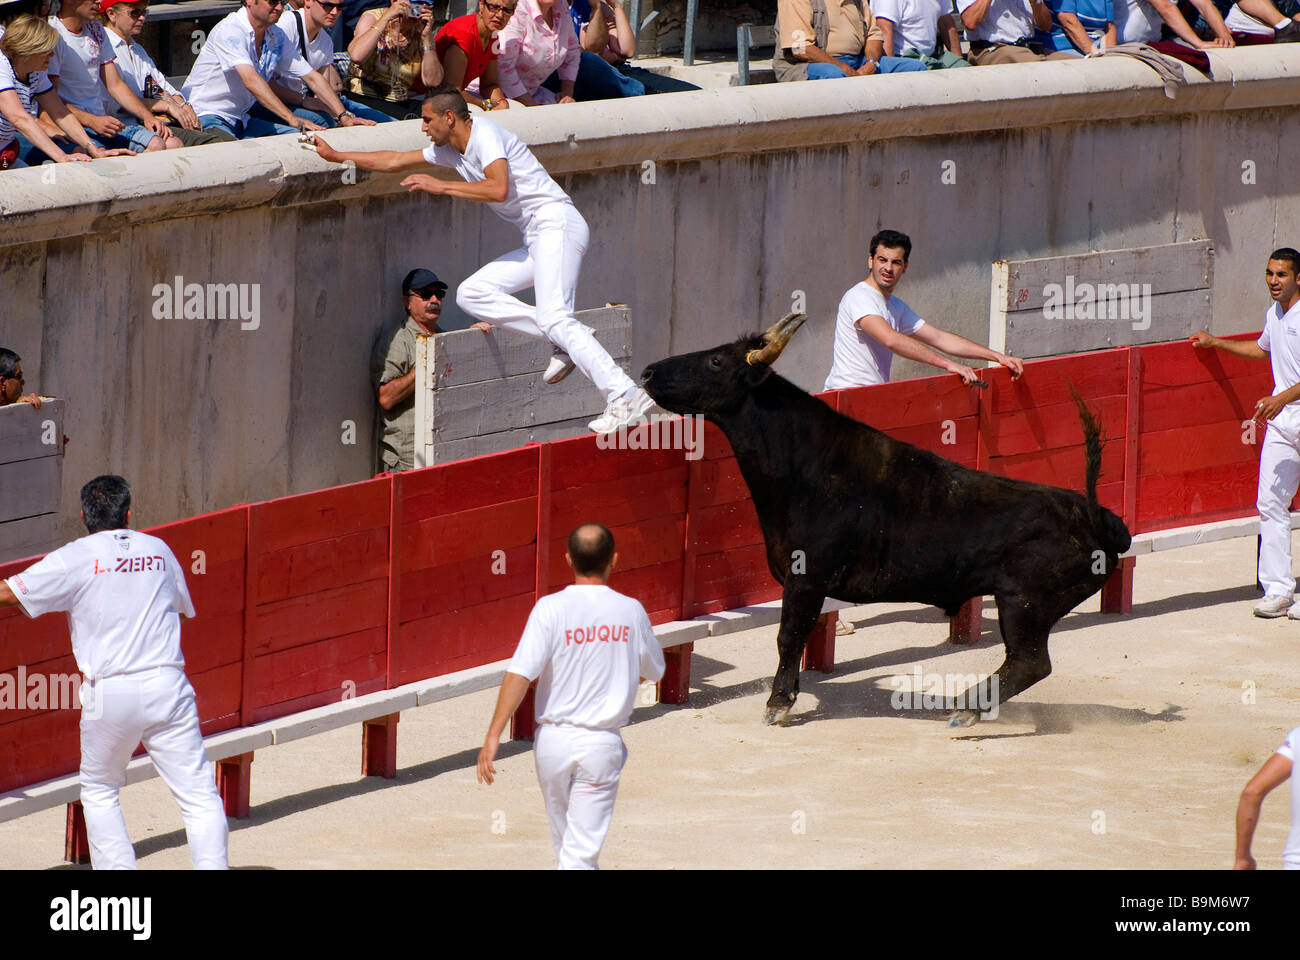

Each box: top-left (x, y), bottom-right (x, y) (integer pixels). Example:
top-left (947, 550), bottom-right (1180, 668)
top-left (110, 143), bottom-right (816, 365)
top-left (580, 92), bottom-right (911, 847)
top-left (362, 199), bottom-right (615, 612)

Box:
top-left (1192, 248), bottom-right (1300, 618)
top-left (873, 0), bottom-right (963, 58)
top-left (182, 0), bottom-right (363, 138)
top-left (309, 84), bottom-right (658, 434)
top-left (0, 475), bottom-right (229, 870)
top-left (956, 0), bottom-right (1079, 62)
top-left (47, 0), bottom-right (181, 151)
top-left (476, 522), bottom-right (666, 869)
top-left (1235, 725), bottom-right (1300, 869)
top-left (1111, 0), bottom-right (1234, 46)
top-left (266, 0), bottom-right (388, 127)
top-left (824, 229), bottom-right (1024, 390)
top-left (101, 0), bottom-right (234, 146)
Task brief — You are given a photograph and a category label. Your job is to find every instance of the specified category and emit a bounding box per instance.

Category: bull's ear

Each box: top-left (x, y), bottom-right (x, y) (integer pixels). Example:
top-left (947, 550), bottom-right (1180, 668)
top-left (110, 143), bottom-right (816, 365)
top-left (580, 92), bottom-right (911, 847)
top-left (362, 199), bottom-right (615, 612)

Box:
top-left (743, 363), bottom-right (773, 387)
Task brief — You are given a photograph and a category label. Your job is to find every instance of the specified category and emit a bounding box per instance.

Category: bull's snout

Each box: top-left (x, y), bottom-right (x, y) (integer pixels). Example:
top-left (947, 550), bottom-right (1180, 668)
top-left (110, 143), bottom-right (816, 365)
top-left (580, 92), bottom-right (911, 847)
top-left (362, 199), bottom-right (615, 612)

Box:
top-left (639, 366), bottom-right (655, 388)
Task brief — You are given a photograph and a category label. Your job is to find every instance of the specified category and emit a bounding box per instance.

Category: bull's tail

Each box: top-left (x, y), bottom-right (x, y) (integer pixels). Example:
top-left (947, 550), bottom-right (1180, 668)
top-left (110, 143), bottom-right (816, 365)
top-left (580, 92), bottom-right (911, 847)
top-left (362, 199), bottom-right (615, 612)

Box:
top-left (1070, 384), bottom-right (1132, 556)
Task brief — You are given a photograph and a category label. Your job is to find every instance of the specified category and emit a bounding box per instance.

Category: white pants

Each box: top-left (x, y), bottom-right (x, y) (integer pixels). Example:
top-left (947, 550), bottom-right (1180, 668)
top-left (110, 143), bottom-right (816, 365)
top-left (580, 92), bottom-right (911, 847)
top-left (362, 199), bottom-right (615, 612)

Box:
top-left (455, 202), bottom-right (636, 404)
top-left (1258, 421), bottom-right (1300, 599)
top-left (533, 724), bottom-right (626, 870)
top-left (79, 667), bottom-right (229, 870)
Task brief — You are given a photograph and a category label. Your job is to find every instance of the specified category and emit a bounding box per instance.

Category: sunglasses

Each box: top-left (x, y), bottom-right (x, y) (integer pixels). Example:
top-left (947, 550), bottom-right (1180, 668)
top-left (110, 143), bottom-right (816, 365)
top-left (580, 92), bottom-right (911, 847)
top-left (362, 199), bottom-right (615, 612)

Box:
top-left (122, 5), bottom-right (149, 17)
top-left (315, 1), bottom-right (342, 8)
top-left (409, 285), bottom-right (445, 299)
top-left (482, 1), bottom-right (516, 14)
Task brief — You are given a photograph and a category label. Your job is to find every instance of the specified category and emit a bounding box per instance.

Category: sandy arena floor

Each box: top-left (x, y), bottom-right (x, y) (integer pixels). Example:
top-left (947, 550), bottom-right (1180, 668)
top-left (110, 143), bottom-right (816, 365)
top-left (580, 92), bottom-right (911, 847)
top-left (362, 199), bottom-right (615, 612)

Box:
top-left (3, 535), bottom-right (1298, 870)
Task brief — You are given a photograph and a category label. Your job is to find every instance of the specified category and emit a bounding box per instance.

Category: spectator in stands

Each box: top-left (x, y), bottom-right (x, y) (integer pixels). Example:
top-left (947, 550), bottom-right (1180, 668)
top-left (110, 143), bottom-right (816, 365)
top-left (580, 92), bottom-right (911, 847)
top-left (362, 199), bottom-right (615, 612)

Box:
top-left (872, 0), bottom-right (968, 65)
top-left (183, 0), bottom-right (366, 138)
top-left (47, 0), bottom-right (182, 152)
top-left (1, 13), bottom-right (131, 166)
top-left (495, 0), bottom-right (584, 104)
top-left (435, 0), bottom-right (511, 110)
top-left (569, 0), bottom-right (701, 93)
top-left (267, 0), bottom-right (387, 126)
top-left (773, 0), bottom-right (930, 81)
top-left (1112, 0), bottom-right (1235, 47)
top-left (956, 0), bottom-right (1081, 62)
top-left (1, 0), bottom-right (50, 32)
top-left (824, 228), bottom-right (1024, 389)
top-left (1040, 0), bottom-right (1117, 53)
top-left (1209, 0), bottom-right (1300, 40)
top-left (0, 347), bottom-right (41, 408)
top-left (346, 0), bottom-right (442, 119)
top-left (101, 0), bottom-right (235, 146)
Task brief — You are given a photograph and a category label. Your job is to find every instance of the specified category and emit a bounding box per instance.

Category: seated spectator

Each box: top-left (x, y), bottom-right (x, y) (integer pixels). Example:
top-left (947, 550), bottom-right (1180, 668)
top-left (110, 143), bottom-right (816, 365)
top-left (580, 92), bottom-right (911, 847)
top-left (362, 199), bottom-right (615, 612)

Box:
top-left (183, 0), bottom-right (362, 138)
top-left (957, 0), bottom-right (1082, 62)
top-left (101, 0), bottom-right (234, 146)
top-left (1213, 0), bottom-right (1300, 40)
top-left (1112, 0), bottom-right (1234, 47)
top-left (0, 347), bottom-right (41, 408)
top-left (773, 0), bottom-right (929, 81)
top-left (435, 0), bottom-right (511, 110)
top-left (346, 0), bottom-right (443, 119)
top-left (267, 0), bottom-right (387, 126)
top-left (569, 0), bottom-right (701, 93)
top-left (1, 12), bottom-right (131, 167)
top-left (872, 0), bottom-right (968, 65)
top-left (1041, 0), bottom-right (1117, 53)
top-left (496, 0), bottom-right (581, 104)
top-left (47, 0), bottom-right (180, 152)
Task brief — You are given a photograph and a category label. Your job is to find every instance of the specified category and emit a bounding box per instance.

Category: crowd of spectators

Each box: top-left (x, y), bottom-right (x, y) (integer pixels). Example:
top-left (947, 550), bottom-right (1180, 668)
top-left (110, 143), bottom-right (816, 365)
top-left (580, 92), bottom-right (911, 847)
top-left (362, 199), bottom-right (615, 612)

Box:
top-left (2, 0), bottom-right (1299, 169)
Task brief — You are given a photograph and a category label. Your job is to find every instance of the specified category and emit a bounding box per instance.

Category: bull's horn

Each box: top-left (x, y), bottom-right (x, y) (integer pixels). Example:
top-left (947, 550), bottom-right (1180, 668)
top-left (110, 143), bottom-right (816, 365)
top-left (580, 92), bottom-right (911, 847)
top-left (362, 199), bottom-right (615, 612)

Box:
top-left (745, 313), bottom-right (807, 367)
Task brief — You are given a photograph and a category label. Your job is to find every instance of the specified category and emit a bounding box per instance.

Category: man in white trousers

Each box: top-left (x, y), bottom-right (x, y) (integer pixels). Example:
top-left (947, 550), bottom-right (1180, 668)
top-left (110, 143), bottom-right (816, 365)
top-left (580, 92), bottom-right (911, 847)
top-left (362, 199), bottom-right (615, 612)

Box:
top-left (476, 522), bottom-right (665, 869)
top-left (310, 84), bottom-right (656, 434)
top-left (0, 475), bottom-right (228, 869)
top-left (1192, 247), bottom-right (1300, 618)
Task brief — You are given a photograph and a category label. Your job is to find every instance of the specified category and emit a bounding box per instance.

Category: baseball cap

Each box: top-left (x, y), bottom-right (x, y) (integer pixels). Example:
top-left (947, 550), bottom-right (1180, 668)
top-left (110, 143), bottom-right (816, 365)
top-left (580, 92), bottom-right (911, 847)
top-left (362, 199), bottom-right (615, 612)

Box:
top-left (100, 0), bottom-right (143, 11)
top-left (402, 268), bottom-right (447, 295)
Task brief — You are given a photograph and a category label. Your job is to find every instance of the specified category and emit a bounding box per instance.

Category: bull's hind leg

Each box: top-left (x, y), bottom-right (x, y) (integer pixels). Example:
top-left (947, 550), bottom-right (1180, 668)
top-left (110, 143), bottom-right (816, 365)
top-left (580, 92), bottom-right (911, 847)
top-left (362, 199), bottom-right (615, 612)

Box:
top-left (947, 594), bottom-right (1054, 727)
top-left (763, 589), bottom-right (826, 725)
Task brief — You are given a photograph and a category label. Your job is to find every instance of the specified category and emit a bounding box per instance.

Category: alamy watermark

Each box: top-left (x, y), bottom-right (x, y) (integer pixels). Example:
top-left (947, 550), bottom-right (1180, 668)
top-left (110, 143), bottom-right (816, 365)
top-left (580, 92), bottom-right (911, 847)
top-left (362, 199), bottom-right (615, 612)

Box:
top-left (151, 276), bottom-right (261, 330)
top-left (888, 667), bottom-right (1000, 719)
top-left (1, 665), bottom-right (100, 716)
top-left (1042, 275), bottom-right (1151, 330)
top-left (595, 413), bottom-right (705, 460)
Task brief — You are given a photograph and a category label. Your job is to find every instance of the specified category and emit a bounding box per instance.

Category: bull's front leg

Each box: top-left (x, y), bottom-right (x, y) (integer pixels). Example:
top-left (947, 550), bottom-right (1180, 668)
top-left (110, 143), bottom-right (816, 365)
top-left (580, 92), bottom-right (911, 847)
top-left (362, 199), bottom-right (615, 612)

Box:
top-left (763, 588), bottom-right (827, 725)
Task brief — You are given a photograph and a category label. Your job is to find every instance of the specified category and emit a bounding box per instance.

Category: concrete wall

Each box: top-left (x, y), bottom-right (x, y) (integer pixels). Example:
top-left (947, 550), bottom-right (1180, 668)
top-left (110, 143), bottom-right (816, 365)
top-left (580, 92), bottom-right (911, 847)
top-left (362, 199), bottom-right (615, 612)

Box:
top-left (2, 48), bottom-right (1298, 543)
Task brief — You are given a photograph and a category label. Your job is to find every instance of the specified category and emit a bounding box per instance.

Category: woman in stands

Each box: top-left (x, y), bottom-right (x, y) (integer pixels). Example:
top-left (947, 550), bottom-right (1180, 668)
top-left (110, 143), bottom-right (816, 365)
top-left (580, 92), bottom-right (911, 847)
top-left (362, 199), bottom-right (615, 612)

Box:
top-left (495, 0), bottom-right (580, 105)
top-left (0, 13), bottom-right (132, 168)
top-left (346, 0), bottom-right (443, 118)
top-left (435, 0), bottom-right (513, 111)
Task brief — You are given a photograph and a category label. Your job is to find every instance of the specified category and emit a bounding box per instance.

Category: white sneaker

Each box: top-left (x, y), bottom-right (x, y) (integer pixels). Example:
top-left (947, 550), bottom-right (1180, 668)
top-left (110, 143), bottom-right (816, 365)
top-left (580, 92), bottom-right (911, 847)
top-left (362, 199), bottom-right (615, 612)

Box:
top-left (542, 324), bottom-right (594, 385)
top-left (1287, 600), bottom-right (1300, 620)
top-left (589, 389), bottom-right (656, 434)
top-left (1254, 594), bottom-right (1293, 618)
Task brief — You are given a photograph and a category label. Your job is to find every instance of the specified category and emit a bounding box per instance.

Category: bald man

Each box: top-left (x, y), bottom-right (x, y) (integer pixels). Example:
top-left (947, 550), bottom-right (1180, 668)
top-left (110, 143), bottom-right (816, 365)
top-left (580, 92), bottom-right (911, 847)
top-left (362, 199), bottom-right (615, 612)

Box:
top-left (477, 523), bottom-right (665, 869)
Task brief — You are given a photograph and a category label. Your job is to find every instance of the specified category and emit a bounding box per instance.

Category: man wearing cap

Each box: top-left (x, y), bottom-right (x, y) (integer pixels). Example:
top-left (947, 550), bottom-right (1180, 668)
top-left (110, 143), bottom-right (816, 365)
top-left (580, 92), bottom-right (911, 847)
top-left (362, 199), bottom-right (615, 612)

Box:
top-left (370, 268), bottom-right (479, 472)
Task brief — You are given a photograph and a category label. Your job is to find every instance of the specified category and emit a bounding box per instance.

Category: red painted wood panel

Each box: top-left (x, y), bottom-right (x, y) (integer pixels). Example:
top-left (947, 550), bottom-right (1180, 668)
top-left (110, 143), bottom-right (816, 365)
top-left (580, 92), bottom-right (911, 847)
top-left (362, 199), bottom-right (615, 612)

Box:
top-left (252, 578), bottom-right (389, 657)
top-left (392, 591), bottom-right (536, 683)
top-left (400, 446), bottom-right (539, 518)
top-left (986, 438), bottom-right (1125, 492)
top-left (986, 348), bottom-right (1127, 413)
top-left (0, 710), bottom-right (80, 793)
top-left (837, 376), bottom-right (979, 429)
top-left (401, 498), bottom-right (538, 572)
top-left (1140, 334), bottom-right (1264, 387)
top-left (400, 543), bottom-right (536, 621)
top-left (251, 626), bottom-right (386, 714)
top-left (1140, 374), bottom-right (1275, 433)
top-left (255, 478), bottom-right (391, 553)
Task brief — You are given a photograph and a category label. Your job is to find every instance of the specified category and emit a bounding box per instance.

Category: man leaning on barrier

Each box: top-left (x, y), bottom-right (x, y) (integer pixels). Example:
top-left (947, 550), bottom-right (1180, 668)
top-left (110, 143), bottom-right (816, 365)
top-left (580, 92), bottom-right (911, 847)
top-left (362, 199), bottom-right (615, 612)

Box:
top-left (772, 0), bottom-right (930, 81)
top-left (0, 347), bottom-right (42, 408)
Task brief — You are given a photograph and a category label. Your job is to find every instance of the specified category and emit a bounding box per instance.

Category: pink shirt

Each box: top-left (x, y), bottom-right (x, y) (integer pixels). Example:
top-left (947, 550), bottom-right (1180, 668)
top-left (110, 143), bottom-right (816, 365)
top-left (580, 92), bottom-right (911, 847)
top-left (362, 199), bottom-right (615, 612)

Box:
top-left (497, 0), bottom-right (580, 104)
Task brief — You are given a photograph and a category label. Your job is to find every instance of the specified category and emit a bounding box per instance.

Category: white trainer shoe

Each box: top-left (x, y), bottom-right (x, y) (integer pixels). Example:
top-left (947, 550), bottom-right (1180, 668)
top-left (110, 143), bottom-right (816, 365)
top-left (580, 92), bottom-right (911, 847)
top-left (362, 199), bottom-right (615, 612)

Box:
top-left (542, 324), bottom-right (594, 385)
top-left (589, 389), bottom-right (656, 434)
top-left (1287, 600), bottom-right (1300, 621)
top-left (1254, 594), bottom-right (1293, 618)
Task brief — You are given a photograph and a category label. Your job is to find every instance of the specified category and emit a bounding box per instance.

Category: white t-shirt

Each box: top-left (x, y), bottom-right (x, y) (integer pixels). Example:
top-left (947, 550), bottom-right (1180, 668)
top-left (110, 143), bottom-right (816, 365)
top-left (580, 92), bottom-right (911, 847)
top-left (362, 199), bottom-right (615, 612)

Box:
top-left (274, 7), bottom-right (334, 91)
top-left (1224, 4), bottom-right (1274, 35)
top-left (103, 29), bottom-right (180, 122)
top-left (873, 0), bottom-right (946, 56)
top-left (954, 0), bottom-right (1034, 43)
top-left (1257, 298), bottom-right (1300, 436)
top-left (182, 8), bottom-right (313, 125)
top-left (507, 584), bottom-right (665, 730)
top-left (0, 52), bottom-right (52, 146)
top-left (1112, 0), bottom-right (1165, 43)
top-left (49, 16), bottom-right (116, 115)
top-left (422, 117), bottom-right (573, 232)
top-left (1274, 726), bottom-right (1300, 869)
top-left (824, 281), bottom-right (926, 389)
top-left (4, 529), bottom-right (195, 681)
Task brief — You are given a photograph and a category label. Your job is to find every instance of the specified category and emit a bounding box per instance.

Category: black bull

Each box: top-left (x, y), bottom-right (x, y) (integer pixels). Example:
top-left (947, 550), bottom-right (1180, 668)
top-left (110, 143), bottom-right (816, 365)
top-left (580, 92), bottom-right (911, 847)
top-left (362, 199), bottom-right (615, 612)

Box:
top-left (640, 313), bottom-right (1132, 726)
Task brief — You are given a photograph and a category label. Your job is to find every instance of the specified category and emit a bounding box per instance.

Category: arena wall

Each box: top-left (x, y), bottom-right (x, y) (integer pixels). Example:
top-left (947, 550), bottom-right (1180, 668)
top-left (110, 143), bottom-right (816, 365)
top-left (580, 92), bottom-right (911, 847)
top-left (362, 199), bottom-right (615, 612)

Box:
top-left (1, 47), bottom-right (1297, 539)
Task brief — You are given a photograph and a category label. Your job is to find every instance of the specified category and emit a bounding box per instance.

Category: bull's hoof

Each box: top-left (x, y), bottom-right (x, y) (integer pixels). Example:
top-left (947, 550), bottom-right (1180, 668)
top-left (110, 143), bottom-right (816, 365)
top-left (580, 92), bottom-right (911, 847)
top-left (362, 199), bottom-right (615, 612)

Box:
top-left (947, 709), bottom-right (979, 728)
top-left (762, 705), bottom-right (792, 725)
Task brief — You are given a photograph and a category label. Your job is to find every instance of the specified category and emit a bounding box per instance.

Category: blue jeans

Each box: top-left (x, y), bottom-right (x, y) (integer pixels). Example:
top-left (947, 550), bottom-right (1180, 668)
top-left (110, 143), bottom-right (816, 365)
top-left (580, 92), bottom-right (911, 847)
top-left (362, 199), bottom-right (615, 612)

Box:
top-left (89, 124), bottom-right (160, 153)
top-left (543, 51), bottom-right (645, 100)
top-left (198, 112), bottom-right (299, 139)
top-left (279, 94), bottom-right (394, 127)
top-left (806, 52), bottom-right (928, 78)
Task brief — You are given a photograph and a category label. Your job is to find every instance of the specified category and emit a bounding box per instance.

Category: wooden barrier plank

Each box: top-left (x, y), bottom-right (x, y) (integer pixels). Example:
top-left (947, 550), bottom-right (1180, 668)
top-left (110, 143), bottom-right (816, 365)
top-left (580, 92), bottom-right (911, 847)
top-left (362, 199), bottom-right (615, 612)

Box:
top-left (985, 437), bottom-right (1125, 491)
top-left (189, 660), bottom-right (243, 725)
top-left (0, 399), bottom-right (65, 461)
top-left (689, 457), bottom-right (751, 510)
top-left (392, 592), bottom-right (536, 684)
top-left (254, 478), bottom-right (391, 554)
top-left (979, 396), bottom-right (1127, 459)
top-left (0, 458), bottom-right (61, 525)
top-left (607, 559), bottom-right (685, 624)
top-left (0, 654), bottom-right (80, 725)
top-left (1140, 335), bottom-right (1263, 387)
top-left (0, 710), bottom-right (80, 793)
top-left (0, 611), bottom-right (71, 675)
top-left (1138, 421), bottom-right (1262, 475)
top-left (0, 514), bottom-right (58, 566)
top-left (253, 578), bottom-right (388, 656)
top-left (1136, 460), bottom-right (1263, 531)
top-left (254, 526), bottom-right (390, 604)
top-left (550, 467), bottom-right (689, 532)
top-left (1139, 374), bottom-right (1275, 433)
top-left (986, 349), bottom-right (1127, 414)
top-left (881, 418), bottom-right (979, 464)
top-left (251, 625), bottom-right (386, 713)
top-left (401, 497), bottom-right (538, 572)
top-left (837, 377), bottom-right (979, 429)
top-left (401, 446), bottom-right (539, 518)
top-left (399, 544), bottom-right (536, 621)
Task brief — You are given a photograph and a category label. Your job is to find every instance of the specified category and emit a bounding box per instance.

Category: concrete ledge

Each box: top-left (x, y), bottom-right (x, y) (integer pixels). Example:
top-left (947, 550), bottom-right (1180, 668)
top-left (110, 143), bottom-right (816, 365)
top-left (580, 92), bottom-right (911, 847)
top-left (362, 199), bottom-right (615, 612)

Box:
top-left (271, 689), bottom-right (419, 745)
top-left (1121, 511), bottom-right (1300, 558)
top-left (413, 662), bottom-right (508, 706)
top-left (654, 620), bottom-right (712, 648)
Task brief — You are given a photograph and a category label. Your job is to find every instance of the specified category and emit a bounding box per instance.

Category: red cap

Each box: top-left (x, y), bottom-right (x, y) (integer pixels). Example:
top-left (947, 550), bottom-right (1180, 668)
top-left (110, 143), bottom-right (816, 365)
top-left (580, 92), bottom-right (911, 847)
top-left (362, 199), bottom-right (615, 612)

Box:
top-left (100, 0), bottom-right (145, 11)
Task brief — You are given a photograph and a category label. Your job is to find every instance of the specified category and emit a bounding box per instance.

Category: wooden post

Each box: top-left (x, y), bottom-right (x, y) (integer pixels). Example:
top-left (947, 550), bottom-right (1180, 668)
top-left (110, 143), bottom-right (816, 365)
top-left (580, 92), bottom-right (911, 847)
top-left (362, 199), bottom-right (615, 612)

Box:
top-left (511, 684), bottom-right (537, 741)
top-left (801, 612), bottom-right (836, 673)
top-left (1100, 556), bottom-right (1135, 614)
top-left (362, 713), bottom-right (400, 778)
top-left (949, 597), bottom-right (982, 645)
top-left (659, 642), bottom-right (693, 704)
top-left (216, 752), bottom-right (254, 818)
top-left (64, 801), bottom-right (90, 864)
